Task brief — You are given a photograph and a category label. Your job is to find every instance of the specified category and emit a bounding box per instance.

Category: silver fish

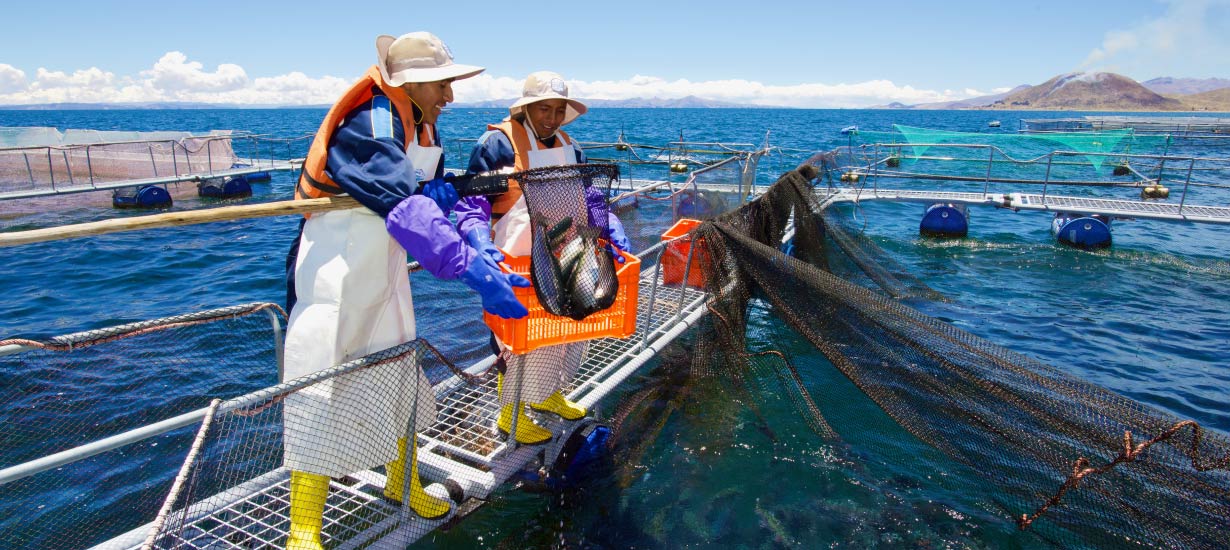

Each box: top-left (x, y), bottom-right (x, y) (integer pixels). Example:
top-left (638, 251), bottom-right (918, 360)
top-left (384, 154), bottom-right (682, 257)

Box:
top-left (530, 213), bottom-right (568, 316)
top-left (562, 226), bottom-right (619, 319)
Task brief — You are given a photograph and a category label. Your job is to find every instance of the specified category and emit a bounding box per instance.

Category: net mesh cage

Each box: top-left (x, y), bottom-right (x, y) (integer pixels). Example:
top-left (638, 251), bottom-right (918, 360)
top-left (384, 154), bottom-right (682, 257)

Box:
top-left (0, 129), bottom-right (241, 195)
top-left (640, 163), bottom-right (1230, 549)
top-left (0, 303), bottom-right (285, 549)
top-left (822, 125), bottom-right (1186, 197)
top-left (145, 340), bottom-right (456, 550)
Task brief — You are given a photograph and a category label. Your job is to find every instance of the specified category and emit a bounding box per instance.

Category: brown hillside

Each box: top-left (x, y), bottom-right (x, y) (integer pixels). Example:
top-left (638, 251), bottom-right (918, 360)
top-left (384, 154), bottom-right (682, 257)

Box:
top-left (987, 72), bottom-right (1184, 111)
top-left (1174, 88), bottom-right (1230, 112)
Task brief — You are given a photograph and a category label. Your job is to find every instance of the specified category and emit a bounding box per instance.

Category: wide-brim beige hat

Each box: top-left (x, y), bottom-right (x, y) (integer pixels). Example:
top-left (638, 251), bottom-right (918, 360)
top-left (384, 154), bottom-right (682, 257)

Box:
top-left (509, 71), bottom-right (587, 126)
top-left (376, 32), bottom-right (484, 86)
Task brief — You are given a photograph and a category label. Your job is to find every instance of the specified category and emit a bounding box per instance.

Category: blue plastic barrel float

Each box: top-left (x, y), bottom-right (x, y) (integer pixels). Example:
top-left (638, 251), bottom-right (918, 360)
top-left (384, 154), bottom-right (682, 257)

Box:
top-left (919, 202), bottom-right (969, 237)
top-left (112, 185), bottom-right (172, 209)
top-left (1051, 212), bottom-right (1112, 248)
top-left (231, 162), bottom-right (271, 182)
top-left (198, 175), bottom-right (252, 199)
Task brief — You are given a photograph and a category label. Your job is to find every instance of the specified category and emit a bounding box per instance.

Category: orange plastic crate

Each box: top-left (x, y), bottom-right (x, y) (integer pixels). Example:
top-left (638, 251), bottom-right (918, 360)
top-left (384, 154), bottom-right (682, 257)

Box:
top-left (484, 249), bottom-right (640, 354)
top-left (660, 218), bottom-right (709, 288)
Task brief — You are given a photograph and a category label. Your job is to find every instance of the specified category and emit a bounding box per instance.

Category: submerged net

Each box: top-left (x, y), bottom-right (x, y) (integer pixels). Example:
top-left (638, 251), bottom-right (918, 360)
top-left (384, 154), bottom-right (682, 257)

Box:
top-left (647, 165), bottom-right (1230, 548)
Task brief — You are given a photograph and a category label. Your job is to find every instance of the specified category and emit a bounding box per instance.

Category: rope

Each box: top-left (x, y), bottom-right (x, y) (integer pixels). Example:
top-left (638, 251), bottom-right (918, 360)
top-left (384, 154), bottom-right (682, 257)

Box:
top-left (1018, 420), bottom-right (1230, 530)
top-left (140, 398), bottom-right (222, 550)
top-left (0, 303), bottom-right (287, 351)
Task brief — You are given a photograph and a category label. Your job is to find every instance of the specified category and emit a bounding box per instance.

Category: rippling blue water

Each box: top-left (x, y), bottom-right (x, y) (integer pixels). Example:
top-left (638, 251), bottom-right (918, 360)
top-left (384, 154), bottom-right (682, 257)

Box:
top-left (1, 107), bottom-right (1228, 548)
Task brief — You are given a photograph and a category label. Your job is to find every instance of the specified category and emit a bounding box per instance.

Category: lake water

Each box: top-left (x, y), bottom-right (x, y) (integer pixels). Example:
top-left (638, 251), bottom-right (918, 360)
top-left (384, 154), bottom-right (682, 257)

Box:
top-left (1, 107), bottom-right (1227, 549)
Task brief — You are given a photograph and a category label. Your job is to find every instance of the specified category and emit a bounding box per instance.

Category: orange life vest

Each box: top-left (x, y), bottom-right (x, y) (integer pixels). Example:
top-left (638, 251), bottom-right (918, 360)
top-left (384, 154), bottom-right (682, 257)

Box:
top-left (296, 65), bottom-right (435, 204)
top-left (487, 120), bottom-right (575, 215)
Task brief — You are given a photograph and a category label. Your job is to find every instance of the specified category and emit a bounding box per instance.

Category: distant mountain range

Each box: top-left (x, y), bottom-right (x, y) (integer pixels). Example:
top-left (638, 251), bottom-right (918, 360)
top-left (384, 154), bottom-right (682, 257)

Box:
top-left (0, 102), bottom-right (329, 110)
top-left (452, 95), bottom-right (775, 109)
top-left (1141, 77), bottom-right (1230, 95)
top-left (875, 72), bottom-right (1230, 112)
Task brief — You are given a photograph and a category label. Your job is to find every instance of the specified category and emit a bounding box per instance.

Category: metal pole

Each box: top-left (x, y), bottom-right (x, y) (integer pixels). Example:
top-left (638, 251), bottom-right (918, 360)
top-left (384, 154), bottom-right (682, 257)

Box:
top-left (23, 152), bottom-right (34, 185)
top-left (640, 257), bottom-right (664, 353)
top-left (85, 145), bottom-right (95, 185)
top-left (984, 146), bottom-right (994, 196)
top-left (46, 149), bottom-right (55, 190)
top-left (180, 140), bottom-right (191, 174)
top-left (1178, 158), bottom-right (1195, 215)
top-left (1041, 153), bottom-right (1054, 201)
top-left (63, 149), bottom-right (74, 185)
top-left (149, 144), bottom-right (158, 178)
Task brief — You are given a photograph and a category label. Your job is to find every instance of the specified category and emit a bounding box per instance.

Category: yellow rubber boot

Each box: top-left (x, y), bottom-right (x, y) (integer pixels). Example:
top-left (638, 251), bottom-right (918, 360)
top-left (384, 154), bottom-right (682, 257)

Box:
top-left (497, 403), bottom-right (553, 445)
top-left (495, 373), bottom-right (552, 445)
top-left (529, 391), bottom-right (587, 421)
top-left (286, 471), bottom-right (329, 550)
top-left (383, 437), bottom-right (451, 520)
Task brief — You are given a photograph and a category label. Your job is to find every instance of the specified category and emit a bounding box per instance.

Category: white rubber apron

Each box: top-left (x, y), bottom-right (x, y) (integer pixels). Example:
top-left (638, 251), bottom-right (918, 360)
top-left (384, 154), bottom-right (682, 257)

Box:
top-left (492, 121), bottom-right (576, 256)
top-left (492, 122), bottom-right (587, 405)
top-left (282, 142), bottom-right (440, 477)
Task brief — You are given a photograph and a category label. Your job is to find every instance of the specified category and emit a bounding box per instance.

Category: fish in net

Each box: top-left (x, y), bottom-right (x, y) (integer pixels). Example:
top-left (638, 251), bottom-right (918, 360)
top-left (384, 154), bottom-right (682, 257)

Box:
top-left (518, 164), bottom-right (622, 321)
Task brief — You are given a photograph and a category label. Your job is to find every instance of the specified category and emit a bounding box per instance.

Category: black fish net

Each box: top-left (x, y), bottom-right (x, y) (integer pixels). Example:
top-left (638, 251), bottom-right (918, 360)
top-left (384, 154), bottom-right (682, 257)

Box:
top-left (518, 163), bottom-right (621, 321)
top-left (645, 165), bottom-right (1230, 549)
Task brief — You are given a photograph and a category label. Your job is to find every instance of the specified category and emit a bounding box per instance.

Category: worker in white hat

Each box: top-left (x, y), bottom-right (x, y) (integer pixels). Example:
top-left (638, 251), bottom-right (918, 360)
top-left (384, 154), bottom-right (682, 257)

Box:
top-left (455, 71), bottom-right (631, 445)
top-left (282, 32), bottom-right (529, 550)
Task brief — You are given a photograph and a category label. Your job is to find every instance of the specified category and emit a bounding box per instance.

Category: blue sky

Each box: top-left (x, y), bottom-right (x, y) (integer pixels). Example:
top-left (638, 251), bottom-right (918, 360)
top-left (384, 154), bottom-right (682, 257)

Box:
top-left (1, 0), bottom-right (1227, 107)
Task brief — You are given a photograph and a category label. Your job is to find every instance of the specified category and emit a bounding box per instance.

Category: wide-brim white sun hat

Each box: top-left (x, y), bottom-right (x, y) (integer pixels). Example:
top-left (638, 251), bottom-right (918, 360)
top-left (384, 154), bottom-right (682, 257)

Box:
top-left (376, 32), bottom-right (484, 86)
top-left (508, 71), bottom-right (588, 126)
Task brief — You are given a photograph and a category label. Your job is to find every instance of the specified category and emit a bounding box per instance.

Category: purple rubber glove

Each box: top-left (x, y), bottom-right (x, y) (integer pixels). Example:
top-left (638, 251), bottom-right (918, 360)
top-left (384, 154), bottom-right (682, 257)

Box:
top-left (386, 195), bottom-right (472, 279)
top-left (454, 195), bottom-right (492, 236)
top-left (460, 253), bottom-right (531, 319)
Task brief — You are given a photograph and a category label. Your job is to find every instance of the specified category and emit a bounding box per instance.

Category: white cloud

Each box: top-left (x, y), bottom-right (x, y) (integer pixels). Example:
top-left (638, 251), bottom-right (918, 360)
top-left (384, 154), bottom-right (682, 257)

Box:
top-left (33, 67), bottom-right (116, 89)
top-left (0, 63), bottom-right (25, 93)
top-left (145, 52), bottom-right (247, 93)
top-left (1081, 0), bottom-right (1230, 78)
top-left (0, 52), bottom-right (985, 108)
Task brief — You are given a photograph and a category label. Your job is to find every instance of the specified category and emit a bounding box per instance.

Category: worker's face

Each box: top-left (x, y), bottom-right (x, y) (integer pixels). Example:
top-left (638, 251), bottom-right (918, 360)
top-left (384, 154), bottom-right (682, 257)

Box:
top-left (405, 79), bottom-right (454, 125)
top-left (526, 99), bottom-right (567, 138)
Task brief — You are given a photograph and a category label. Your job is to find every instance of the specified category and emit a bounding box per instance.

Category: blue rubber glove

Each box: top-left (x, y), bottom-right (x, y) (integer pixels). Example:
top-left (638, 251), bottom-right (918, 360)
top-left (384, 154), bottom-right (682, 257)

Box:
top-left (606, 213), bottom-right (630, 264)
top-left (419, 175), bottom-right (460, 217)
top-left (460, 252), bottom-right (531, 319)
top-left (464, 226), bottom-right (504, 265)
top-left (606, 213), bottom-right (630, 251)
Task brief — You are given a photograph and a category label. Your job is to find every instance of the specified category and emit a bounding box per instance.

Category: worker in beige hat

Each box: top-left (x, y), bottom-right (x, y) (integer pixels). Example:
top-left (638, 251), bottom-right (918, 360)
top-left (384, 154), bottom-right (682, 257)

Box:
top-left (454, 71), bottom-right (631, 445)
top-left (282, 32), bottom-right (529, 550)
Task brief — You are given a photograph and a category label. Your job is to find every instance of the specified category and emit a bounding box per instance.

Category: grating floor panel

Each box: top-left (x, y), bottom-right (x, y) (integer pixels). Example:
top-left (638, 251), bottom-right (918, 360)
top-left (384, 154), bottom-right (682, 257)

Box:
top-left (420, 268), bottom-right (708, 465)
top-left (129, 259), bottom-right (711, 550)
top-left (1013, 193), bottom-right (1230, 223)
top-left (153, 474), bottom-right (401, 550)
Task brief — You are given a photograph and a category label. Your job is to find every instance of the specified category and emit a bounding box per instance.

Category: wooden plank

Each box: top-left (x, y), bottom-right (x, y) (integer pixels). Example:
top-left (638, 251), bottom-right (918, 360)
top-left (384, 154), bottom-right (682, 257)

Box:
top-left (0, 196), bottom-right (361, 247)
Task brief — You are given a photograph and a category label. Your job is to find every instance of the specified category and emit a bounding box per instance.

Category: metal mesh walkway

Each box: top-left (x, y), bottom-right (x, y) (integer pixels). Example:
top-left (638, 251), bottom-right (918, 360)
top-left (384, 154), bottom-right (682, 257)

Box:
top-left (419, 268), bottom-right (710, 470)
top-left (99, 260), bottom-right (710, 550)
top-left (1011, 192), bottom-right (1230, 223)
